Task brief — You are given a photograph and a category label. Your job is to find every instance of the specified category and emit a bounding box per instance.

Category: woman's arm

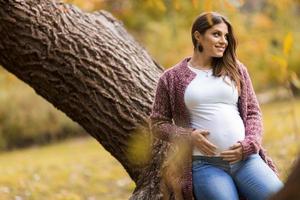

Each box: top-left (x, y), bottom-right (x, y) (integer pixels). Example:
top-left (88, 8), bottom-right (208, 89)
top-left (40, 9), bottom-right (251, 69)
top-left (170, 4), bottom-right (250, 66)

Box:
top-left (149, 75), bottom-right (194, 143)
top-left (238, 64), bottom-right (263, 159)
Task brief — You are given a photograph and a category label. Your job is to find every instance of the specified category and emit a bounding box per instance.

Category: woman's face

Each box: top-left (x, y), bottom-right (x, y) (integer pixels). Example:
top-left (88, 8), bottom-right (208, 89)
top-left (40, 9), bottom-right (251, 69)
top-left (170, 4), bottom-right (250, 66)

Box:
top-left (196, 22), bottom-right (229, 58)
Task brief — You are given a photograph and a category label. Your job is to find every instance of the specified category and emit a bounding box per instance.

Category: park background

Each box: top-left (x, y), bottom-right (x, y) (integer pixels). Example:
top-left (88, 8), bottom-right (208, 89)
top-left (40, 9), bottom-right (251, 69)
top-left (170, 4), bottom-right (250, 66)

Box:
top-left (0, 0), bottom-right (299, 199)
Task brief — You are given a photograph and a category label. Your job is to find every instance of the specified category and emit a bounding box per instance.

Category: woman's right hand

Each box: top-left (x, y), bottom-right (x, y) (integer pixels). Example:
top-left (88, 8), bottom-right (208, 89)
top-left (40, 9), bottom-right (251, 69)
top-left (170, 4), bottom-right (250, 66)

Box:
top-left (191, 129), bottom-right (217, 156)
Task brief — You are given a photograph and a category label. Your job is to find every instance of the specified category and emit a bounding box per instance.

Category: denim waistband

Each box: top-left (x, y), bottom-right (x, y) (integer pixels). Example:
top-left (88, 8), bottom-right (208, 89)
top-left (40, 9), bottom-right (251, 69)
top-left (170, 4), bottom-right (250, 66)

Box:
top-left (192, 155), bottom-right (229, 164)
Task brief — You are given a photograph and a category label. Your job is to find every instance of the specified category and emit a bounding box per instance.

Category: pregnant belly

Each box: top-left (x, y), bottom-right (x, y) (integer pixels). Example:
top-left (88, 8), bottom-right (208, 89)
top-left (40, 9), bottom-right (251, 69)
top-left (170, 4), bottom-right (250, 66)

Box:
top-left (192, 113), bottom-right (245, 155)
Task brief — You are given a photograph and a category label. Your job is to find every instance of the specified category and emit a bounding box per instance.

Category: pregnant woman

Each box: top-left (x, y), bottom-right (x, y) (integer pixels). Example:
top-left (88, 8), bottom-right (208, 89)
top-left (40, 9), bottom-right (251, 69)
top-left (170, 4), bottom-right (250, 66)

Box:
top-left (149, 12), bottom-right (284, 200)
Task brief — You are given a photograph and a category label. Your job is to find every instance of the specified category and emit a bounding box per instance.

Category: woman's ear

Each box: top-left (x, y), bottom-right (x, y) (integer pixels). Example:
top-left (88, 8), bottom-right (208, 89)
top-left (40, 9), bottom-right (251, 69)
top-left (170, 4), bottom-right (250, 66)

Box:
top-left (194, 31), bottom-right (203, 43)
top-left (193, 31), bottom-right (204, 52)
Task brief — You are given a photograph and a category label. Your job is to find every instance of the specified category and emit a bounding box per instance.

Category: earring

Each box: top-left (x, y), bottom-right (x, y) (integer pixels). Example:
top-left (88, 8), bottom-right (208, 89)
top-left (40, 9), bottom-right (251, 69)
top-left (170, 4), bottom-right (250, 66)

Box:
top-left (196, 42), bottom-right (203, 52)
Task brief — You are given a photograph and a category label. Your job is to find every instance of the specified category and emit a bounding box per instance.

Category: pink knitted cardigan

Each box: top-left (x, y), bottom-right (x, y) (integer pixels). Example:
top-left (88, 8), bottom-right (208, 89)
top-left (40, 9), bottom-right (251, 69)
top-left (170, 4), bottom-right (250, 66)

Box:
top-left (149, 56), bottom-right (279, 200)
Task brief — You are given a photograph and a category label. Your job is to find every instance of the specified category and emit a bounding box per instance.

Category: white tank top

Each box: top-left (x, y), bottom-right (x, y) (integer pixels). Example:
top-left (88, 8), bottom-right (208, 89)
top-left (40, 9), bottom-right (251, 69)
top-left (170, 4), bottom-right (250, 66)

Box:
top-left (184, 64), bottom-right (245, 156)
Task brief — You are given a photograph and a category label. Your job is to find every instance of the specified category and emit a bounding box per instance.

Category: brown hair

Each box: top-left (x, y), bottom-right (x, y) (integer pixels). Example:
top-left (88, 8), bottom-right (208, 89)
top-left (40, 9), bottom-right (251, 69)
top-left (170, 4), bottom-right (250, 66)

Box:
top-left (191, 11), bottom-right (242, 96)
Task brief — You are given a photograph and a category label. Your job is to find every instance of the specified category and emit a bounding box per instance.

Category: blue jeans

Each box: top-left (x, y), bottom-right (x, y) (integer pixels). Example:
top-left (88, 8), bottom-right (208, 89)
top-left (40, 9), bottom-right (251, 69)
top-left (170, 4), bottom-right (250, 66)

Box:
top-left (192, 153), bottom-right (284, 200)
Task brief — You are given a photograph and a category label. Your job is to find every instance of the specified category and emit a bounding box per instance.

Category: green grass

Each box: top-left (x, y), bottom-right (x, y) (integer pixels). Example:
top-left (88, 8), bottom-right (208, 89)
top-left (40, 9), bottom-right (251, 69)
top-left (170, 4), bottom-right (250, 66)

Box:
top-left (0, 137), bottom-right (135, 200)
top-left (0, 98), bottom-right (299, 200)
top-left (261, 97), bottom-right (300, 181)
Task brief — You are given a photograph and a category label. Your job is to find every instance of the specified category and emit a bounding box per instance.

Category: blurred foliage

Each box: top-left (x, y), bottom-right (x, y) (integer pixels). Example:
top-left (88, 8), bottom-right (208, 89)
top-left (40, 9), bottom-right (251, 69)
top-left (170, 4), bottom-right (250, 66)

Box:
top-left (63, 0), bottom-right (300, 91)
top-left (262, 97), bottom-right (300, 180)
top-left (126, 125), bottom-right (152, 167)
top-left (0, 69), bottom-right (85, 151)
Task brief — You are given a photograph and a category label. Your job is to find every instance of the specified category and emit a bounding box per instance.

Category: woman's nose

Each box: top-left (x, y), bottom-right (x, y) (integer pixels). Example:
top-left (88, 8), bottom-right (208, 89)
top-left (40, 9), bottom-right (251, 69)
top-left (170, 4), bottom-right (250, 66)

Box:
top-left (219, 38), bottom-right (227, 47)
top-left (220, 36), bottom-right (227, 44)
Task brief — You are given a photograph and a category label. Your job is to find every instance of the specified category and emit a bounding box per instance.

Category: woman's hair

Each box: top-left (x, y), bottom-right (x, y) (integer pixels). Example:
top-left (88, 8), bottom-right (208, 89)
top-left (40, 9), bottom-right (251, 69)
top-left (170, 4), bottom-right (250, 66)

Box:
top-left (191, 11), bottom-right (242, 96)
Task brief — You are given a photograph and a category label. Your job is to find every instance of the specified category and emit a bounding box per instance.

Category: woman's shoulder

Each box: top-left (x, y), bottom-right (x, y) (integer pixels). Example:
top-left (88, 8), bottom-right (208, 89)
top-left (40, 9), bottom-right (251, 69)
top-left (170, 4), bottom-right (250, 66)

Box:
top-left (236, 59), bottom-right (251, 78)
top-left (236, 59), bottom-right (247, 71)
top-left (158, 60), bottom-right (183, 82)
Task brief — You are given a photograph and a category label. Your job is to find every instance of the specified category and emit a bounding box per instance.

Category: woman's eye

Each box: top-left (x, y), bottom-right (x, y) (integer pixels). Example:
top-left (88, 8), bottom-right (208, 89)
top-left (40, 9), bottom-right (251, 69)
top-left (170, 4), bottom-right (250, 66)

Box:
top-left (214, 32), bottom-right (228, 40)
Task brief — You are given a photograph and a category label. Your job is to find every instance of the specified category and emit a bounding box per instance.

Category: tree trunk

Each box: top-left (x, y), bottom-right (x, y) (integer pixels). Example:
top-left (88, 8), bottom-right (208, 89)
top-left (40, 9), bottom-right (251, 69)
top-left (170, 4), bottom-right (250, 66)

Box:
top-left (0, 0), bottom-right (168, 199)
top-left (0, 0), bottom-right (299, 199)
top-left (269, 156), bottom-right (300, 200)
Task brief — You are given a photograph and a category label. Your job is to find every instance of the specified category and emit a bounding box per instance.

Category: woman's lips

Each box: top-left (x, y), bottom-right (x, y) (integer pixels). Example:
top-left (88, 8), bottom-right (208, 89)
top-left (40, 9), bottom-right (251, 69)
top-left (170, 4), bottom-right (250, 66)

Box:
top-left (215, 46), bottom-right (225, 51)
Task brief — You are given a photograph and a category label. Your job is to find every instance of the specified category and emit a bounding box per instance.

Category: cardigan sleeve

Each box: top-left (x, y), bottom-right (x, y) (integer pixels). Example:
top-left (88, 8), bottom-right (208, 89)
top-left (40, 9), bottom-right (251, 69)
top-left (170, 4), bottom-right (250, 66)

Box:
top-left (238, 64), bottom-right (263, 159)
top-left (149, 75), bottom-right (194, 143)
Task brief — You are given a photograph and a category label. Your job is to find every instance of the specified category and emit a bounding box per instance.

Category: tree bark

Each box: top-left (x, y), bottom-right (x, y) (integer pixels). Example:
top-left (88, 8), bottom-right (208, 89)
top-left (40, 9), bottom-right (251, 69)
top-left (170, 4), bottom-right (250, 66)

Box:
top-left (0, 0), bottom-right (299, 199)
top-left (0, 0), bottom-right (168, 199)
top-left (269, 156), bottom-right (300, 200)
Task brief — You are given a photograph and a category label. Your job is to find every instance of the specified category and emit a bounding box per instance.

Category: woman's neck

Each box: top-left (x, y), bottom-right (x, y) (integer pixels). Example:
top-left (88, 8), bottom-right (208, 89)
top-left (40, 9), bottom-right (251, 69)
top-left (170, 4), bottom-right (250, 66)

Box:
top-left (189, 51), bottom-right (213, 70)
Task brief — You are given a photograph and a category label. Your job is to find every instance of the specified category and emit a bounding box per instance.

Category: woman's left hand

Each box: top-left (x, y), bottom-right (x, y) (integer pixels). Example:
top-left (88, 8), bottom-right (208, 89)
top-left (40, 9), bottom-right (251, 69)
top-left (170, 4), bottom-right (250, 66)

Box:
top-left (220, 142), bottom-right (243, 164)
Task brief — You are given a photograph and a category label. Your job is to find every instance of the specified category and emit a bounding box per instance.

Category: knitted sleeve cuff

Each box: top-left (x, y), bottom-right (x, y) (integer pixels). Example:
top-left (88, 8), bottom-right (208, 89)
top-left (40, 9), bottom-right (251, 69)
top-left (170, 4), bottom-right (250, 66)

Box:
top-left (238, 139), bottom-right (256, 160)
